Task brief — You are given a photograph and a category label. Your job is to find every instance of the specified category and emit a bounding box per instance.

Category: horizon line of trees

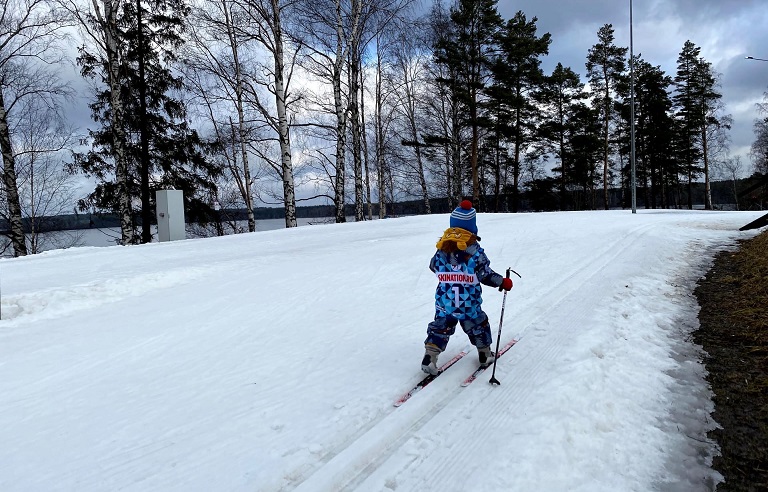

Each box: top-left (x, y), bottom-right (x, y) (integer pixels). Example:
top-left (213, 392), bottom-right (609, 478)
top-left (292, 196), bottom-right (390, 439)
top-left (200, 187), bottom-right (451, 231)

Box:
top-left (1, 0), bottom-right (767, 257)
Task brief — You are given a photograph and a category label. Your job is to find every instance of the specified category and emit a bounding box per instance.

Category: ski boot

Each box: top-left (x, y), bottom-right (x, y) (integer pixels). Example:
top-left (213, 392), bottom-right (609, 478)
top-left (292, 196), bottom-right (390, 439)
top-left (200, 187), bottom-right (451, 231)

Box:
top-left (421, 345), bottom-right (441, 375)
top-left (478, 346), bottom-right (496, 366)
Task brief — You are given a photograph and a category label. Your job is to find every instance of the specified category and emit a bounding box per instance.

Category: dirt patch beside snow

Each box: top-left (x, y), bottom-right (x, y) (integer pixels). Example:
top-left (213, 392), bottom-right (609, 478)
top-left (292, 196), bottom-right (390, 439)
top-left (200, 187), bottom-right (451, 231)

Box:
top-left (694, 229), bottom-right (768, 491)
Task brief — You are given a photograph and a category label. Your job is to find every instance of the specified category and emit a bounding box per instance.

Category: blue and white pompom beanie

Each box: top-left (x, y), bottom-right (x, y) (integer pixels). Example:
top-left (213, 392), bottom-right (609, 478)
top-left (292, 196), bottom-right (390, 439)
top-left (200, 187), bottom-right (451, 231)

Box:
top-left (449, 200), bottom-right (478, 235)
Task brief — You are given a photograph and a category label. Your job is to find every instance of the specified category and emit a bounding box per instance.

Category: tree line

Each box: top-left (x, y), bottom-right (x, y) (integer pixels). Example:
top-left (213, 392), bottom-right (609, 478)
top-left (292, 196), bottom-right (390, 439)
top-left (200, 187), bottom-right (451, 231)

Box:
top-left (0, 0), bottom-right (766, 256)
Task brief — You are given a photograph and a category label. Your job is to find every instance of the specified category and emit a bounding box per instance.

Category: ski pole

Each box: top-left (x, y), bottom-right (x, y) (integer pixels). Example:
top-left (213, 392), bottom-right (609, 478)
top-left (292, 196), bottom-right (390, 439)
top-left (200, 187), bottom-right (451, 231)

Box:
top-left (489, 267), bottom-right (521, 386)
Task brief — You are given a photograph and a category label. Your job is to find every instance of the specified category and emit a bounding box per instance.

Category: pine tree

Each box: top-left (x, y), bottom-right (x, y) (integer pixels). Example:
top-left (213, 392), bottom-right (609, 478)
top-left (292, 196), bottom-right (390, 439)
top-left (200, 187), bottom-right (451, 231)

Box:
top-left (691, 57), bottom-right (724, 210)
top-left (673, 40), bottom-right (701, 209)
top-left (76, 0), bottom-right (220, 240)
top-left (486, 11), bottom-right (550, 212)
top-left (434, 0), bottom-right (502, 207)
top-left (631, 59), bottom-right (675, 209)
top-left (673, 40), bottom-right (719, 209)
top-left (566, 102), bottom-right (602, 210)
top-left (539, 63), bottom-right (585, 210)
top-left (586, 24), bottom-right (627, 209)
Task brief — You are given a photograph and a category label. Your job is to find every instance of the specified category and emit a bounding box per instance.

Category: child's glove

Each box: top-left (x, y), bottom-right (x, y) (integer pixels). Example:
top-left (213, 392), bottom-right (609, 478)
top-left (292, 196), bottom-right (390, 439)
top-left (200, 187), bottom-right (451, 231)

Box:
top-left (499, 277), bottom-right (513, 292)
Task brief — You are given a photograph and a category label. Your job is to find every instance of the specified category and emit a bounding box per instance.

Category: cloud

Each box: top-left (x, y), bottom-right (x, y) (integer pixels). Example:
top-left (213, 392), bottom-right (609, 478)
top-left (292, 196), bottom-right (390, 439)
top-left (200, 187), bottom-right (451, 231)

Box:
top-left (497, 0), bottom-right (768, 174)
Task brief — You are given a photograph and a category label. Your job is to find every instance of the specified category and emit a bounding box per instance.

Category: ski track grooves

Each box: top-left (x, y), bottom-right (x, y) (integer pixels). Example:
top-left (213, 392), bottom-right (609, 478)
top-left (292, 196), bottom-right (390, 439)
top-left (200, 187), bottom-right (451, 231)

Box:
top-left (286, 223), bottom-right (655, 492)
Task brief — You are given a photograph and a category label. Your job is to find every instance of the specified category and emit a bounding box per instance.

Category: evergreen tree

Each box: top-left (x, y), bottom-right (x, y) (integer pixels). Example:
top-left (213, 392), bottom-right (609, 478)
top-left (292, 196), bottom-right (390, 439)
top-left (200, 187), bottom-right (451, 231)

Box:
top-left (586, 24), bottom-right (627, 209)
top-left (486, 11), bottom-right (550, 212)
top-left (76, 0), bottom-right (220, 242)
top-left (631, 59), bottom-right (676, 209)
top-left (691, 57), bottom-right (724, 210)
top-left (433, 0), bottom-right (502, 207)
top-left (565, 102), bottom-right (602, 210)
top-left (618, 57), bottom-right (677, 208)
top-left (538, 63), bottom-right (584, 210)
top-left (672, 40), bottom-right (704, 209)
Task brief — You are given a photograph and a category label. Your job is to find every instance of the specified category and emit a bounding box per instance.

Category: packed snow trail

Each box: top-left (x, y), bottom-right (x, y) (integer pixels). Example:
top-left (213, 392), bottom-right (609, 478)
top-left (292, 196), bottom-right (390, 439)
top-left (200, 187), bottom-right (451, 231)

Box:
top-left (0, 210), bottom-right (761, 491)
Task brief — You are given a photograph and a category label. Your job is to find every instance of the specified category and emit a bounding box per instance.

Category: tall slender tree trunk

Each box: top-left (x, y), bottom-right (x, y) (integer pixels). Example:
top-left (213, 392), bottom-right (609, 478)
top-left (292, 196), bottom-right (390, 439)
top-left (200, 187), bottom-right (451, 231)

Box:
top-left (701, 122), bottom-right (712, 210)
top-left (375, 47), bottom-right (386, 219)
top-left (493, 133), bottom-right (501, 212)
top-left (513, 103), bottom-right (522, 213)
top-left (403, 67), bottom-right (430, 214)
top-left (558, 96), bottom-right (567, 211)
top-left (349, 56), bottom-right (364, 221)
top-left (470, 99), bottom-right (479, 205)
top-left (136, 0), bottom-right (152, 243)
top-left (100, 0), bottom-right (135, 245)
top-left (603, 71), bottom-right (610, 210)
top-left (452, 100), bottom-right (462, 202)
top-left (332, 0), bottom-right (347, 223)
top-left (222, 0), bottom-right (255, 232)
top-left (360, 67), bottom-right (372, 220)
top-left (349, 0), bottom-right (364, 222)
top-left (270, 0), bottom-right (297, 228)
top-left (0, 89), bottom-right (27, 256)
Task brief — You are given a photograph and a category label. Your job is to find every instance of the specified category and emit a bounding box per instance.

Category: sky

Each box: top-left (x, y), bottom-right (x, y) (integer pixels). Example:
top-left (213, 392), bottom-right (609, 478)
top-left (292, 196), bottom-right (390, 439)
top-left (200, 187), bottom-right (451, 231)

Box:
top-left (1, 208), bottom-right (765, 491)
top-left (499, 0), bottom-right (768, 170)
top-left (59, 0), bottom-right (768, 205)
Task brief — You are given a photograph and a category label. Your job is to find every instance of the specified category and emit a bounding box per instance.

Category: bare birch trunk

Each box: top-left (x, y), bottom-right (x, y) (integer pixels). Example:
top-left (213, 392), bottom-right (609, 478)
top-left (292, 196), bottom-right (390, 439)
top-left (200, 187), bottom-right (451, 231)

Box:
top-left (0, 88), bottom-right (27, 256)
top-left (99, 0), bottom-right (135, 245)
top-left (360, 67), bottom-right (372, 220)
top-left (403, 68), bottom-right (430, 214)
top-left (349, 0), bottom-right (364, 222)
top-left (375, 47), bottom-right (386, 219)
top-left (222, 0), bottom-right (256, 232)
top-left (269, 0), bottom-right (297, 228)
top-left (332, 0), bottom-right (347, 223)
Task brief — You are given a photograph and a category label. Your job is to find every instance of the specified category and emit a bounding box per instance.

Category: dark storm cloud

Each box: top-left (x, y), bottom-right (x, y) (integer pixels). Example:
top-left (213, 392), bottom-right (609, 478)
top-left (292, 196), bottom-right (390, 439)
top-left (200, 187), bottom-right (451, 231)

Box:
top-left (494, 0), bottom-right (768, 169)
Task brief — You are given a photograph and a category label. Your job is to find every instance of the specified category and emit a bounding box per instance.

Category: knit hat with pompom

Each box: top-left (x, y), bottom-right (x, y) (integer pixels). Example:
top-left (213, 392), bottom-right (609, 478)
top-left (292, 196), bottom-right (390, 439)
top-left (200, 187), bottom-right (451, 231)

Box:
top-left (449, 200), bottom-right (477, 234)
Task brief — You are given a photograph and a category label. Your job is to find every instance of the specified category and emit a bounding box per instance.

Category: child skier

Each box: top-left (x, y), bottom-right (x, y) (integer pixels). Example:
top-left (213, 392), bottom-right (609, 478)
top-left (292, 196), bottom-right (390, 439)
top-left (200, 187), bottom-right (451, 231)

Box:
top-left (422, 200), bottom-right (513, 375)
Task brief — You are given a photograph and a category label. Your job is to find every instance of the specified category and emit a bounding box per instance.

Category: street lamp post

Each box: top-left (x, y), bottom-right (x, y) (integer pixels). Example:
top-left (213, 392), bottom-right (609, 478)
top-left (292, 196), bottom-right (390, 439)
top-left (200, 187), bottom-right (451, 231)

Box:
top-left (630, 0), bottom-right (637, 213)
top-left (746, 56), bottom-right (768, 62)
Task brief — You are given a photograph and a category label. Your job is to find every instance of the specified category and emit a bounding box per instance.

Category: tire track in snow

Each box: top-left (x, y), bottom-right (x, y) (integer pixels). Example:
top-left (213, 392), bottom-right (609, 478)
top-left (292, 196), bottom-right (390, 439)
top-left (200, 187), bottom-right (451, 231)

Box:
top-left (282, 223), bottom-right (656, 492)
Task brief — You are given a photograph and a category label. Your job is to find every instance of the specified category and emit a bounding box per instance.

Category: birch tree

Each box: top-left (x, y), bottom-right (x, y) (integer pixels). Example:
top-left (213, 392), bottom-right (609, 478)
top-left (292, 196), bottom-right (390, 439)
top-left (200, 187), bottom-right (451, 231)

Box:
top-left (0, 0), bottom-right (71, 255)
top-left (295, 0), bottom-right (349, 222)
top-left (752, 92), bottom-right (768, 175)
top-left (390, 25), bottom-right (431, 214)
top-left (66, 0), bottom-right (134, 244)
top-left (13, 98), bottom-right (79, 253)
top-left (185, 0), bottom-right (258, 231)
top-left (424, 1), bottom-right (463, 206)
top-left (237, 0), bottom-right (299, 227)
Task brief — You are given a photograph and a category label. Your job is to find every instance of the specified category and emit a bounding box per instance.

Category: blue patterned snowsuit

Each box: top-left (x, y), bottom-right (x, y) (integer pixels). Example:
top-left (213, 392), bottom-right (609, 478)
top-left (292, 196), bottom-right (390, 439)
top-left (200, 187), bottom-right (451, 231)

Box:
top-left (426, 243), bottom-right (504, 352)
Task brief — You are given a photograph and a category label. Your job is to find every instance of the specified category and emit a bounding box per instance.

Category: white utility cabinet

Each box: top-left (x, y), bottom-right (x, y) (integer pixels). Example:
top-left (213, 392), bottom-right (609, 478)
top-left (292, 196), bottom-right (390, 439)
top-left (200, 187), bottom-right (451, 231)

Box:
top-left (156, 190), bottom-right (186, 242)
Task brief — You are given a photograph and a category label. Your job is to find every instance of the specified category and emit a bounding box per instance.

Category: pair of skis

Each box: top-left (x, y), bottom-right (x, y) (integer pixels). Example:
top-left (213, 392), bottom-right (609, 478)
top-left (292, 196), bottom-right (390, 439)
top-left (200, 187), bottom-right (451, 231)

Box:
top-left (393, 338), bottom-right (518, 407)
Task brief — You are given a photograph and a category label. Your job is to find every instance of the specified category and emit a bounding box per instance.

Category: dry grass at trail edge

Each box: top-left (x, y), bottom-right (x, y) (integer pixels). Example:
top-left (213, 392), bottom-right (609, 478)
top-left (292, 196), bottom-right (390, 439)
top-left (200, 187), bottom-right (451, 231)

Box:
top-left (694, 229), bottom-right (768, 491)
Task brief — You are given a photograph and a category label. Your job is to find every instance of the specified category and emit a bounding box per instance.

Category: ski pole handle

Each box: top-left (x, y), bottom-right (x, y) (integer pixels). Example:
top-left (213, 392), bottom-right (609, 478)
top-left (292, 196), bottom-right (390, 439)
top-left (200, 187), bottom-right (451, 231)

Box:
top-left (498, 267), bottom-right (521, 291)
top-left (498, 268), bottom-right (510, 292)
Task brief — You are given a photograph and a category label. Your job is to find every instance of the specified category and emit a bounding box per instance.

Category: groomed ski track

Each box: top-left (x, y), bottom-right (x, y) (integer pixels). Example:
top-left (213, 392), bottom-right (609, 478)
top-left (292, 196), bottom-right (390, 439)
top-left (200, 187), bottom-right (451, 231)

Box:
top-left (285, 221), bottom-right (686, 491)
top-left (2, 211), bottom-right (751, 492)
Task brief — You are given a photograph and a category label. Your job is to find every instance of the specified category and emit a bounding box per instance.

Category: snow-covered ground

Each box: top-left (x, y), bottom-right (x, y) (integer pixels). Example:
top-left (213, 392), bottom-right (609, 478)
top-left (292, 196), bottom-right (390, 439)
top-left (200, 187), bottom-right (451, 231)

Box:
top-left (0, 209), bottom-right (763, 492)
